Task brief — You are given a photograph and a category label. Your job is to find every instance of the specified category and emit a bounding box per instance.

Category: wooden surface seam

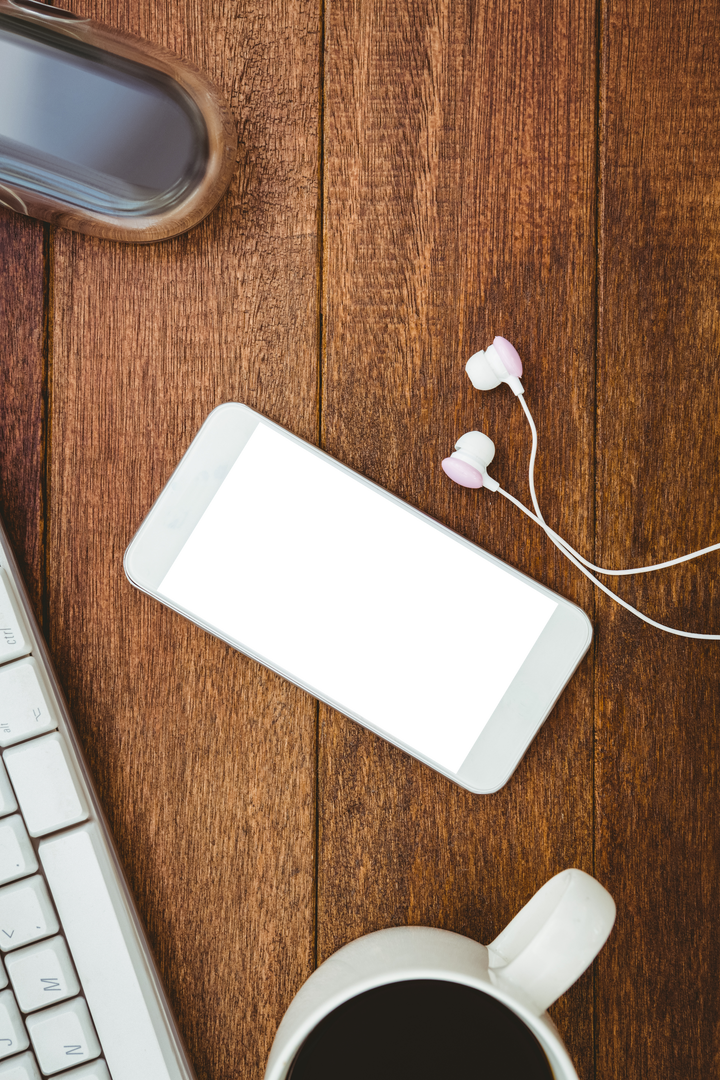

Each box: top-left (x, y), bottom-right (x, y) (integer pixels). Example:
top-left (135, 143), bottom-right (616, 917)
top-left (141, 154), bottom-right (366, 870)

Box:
top-left (0, 1), bottom-right (718, 1077)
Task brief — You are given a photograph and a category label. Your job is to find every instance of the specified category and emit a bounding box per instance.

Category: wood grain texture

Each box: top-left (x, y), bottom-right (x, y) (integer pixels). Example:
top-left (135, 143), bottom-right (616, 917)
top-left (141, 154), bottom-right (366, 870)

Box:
top-left (320, 1), bottom-right (598, 1075)
top-left (2, 0), bottom-right (719, 1076)
top-left (0, 209), bottom-right (46, 622)
top-left (595, 0), bottom-right (720, 1076)
top-left (46, 2), bottom-right (321, 1078)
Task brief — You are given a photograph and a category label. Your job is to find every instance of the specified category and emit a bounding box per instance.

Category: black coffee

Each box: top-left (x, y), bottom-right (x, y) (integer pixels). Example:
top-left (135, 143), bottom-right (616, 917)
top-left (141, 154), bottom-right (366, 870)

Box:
top-left (288, 979), bottom-right (553, 1079)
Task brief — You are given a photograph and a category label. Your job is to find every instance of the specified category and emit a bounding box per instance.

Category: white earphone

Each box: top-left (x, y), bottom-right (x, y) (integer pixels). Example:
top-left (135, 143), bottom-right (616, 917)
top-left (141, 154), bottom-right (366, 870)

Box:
top-left (442, 337), bottom-right (720, 640)
top-left (466, 338), bottom-right (525, 397)
top-left (443, 431), bottom-right (499, 491)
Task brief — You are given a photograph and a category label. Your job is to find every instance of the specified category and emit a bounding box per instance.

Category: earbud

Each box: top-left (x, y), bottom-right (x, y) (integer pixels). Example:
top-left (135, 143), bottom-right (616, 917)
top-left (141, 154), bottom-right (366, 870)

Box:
top-left (466, 336), bottom-right (524, 396)
top-left (441, 431), bottom-right (499, 491)
top-left (442, 336), bottom-right (523, 491)
top-left (439, 337), bottom-right (720, 639)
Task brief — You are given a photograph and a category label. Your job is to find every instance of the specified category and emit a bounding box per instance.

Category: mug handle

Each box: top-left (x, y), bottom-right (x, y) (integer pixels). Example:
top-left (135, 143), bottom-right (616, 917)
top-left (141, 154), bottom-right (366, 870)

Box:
top-left (487, 868), bottom-right (616, 1015)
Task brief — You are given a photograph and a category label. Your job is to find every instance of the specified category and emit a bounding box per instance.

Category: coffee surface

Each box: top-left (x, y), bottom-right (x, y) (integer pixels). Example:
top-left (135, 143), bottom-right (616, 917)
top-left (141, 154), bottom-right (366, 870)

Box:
top-left (288, 979), bottom-right (554, 1079)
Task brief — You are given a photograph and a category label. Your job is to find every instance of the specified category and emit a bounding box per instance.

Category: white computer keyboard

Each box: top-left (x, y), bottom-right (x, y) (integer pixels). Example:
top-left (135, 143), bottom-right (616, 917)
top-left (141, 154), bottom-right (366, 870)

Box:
top-left (0, 520), bottom-right (196, 1080)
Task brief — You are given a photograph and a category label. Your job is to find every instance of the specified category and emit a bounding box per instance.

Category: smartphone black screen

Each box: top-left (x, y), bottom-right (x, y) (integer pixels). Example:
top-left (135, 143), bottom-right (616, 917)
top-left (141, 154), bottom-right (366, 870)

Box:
top-left (151, 417), bottom-right (559, 776)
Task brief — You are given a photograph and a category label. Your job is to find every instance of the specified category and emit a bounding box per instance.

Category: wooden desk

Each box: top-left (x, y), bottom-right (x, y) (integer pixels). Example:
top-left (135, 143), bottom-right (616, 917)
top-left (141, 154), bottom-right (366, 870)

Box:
top-left (1, 2), bottom-right (718, 1077)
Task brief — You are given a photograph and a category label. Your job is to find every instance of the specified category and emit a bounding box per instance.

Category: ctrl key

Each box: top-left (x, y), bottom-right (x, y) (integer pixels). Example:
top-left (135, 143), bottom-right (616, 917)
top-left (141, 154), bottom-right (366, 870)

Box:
top-left (27, 998), bottom-right (101, 1076)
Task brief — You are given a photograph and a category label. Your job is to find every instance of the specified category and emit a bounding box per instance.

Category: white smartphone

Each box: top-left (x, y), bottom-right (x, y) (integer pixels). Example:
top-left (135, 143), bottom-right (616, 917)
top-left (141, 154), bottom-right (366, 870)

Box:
top-left (124, 404), bottom-right (592, 793)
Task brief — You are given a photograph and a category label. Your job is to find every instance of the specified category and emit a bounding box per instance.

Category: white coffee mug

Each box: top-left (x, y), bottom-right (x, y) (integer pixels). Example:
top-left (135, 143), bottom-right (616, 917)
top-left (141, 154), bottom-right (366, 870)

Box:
top-left (265, 868), bottom-right (615, 1080)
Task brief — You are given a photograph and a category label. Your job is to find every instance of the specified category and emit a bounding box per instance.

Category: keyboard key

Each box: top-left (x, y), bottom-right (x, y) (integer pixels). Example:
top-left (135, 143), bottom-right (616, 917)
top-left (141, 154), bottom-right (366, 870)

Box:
top-left (0, 988), bottom-right (29, 1059)
top-left (0, 877), bottom-right (59, 952)
top-left (51, 1063), bottom-right (110, 1080)
top-left (0, 659), bottom-right (58, 748)
top-left (0, 574), bottom-right (29, 666)
top-left (0, 963), bottom-right (5, 991)
top-left (0, 764), bottom-right (16, 819)
top-left (40, 824), bottom-right (174, 1080)
top-left (0, 817), bottom-right (38, 885)
top-left (4, 734), bottom-right (88, 838)
top-left (26, 997), bottom-right (100, 1075)
top-left (5, 936), bottom-right (80, 1013)
top-left (0, 1050), bottom-right (42, 1079)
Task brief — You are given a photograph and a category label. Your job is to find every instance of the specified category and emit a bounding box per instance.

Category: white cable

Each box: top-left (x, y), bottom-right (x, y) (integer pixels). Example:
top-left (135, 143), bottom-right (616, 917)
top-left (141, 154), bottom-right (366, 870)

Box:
top-left (546, 526), bottom-right (720, 576)
top-left (517, 394), bottom-right (720, 575)
top-left (497, 486), bottom-right (720, 640)
top-left (518, 395), bottom-right (544, 522)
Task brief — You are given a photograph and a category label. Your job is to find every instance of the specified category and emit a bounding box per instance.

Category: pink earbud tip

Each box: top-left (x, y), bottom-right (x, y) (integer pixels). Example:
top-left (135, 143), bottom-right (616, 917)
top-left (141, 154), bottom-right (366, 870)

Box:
top-left (441, 457), bottom-right (484, 488)
top-left (493, 336), bottom-right (523, 377)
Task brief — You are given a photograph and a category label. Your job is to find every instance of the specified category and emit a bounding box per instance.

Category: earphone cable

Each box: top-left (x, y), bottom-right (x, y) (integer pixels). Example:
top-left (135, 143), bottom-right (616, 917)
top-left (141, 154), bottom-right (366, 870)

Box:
top-left (517, 395), bottom-right (720, 575)
top-left (518, 394), bottom-right (544, 522)
top-left (497, 486), bottom-right (720, 640)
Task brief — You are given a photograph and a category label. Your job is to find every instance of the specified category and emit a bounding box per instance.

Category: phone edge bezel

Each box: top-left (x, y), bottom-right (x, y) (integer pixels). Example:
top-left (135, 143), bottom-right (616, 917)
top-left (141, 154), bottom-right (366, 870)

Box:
top-left (124, 403), bottom-right (593, 794)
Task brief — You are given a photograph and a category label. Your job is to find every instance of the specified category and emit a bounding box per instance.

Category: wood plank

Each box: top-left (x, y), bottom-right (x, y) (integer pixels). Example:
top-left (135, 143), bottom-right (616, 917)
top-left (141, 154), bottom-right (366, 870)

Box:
top-left (0, 209), bottom-right (47, 622)
top-left (320, 1), bottom-right (598, 1075)
top-left (596, 0), bottom-right (720, 1075)
top-left (47, 3), bottom-right (321, 1078)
